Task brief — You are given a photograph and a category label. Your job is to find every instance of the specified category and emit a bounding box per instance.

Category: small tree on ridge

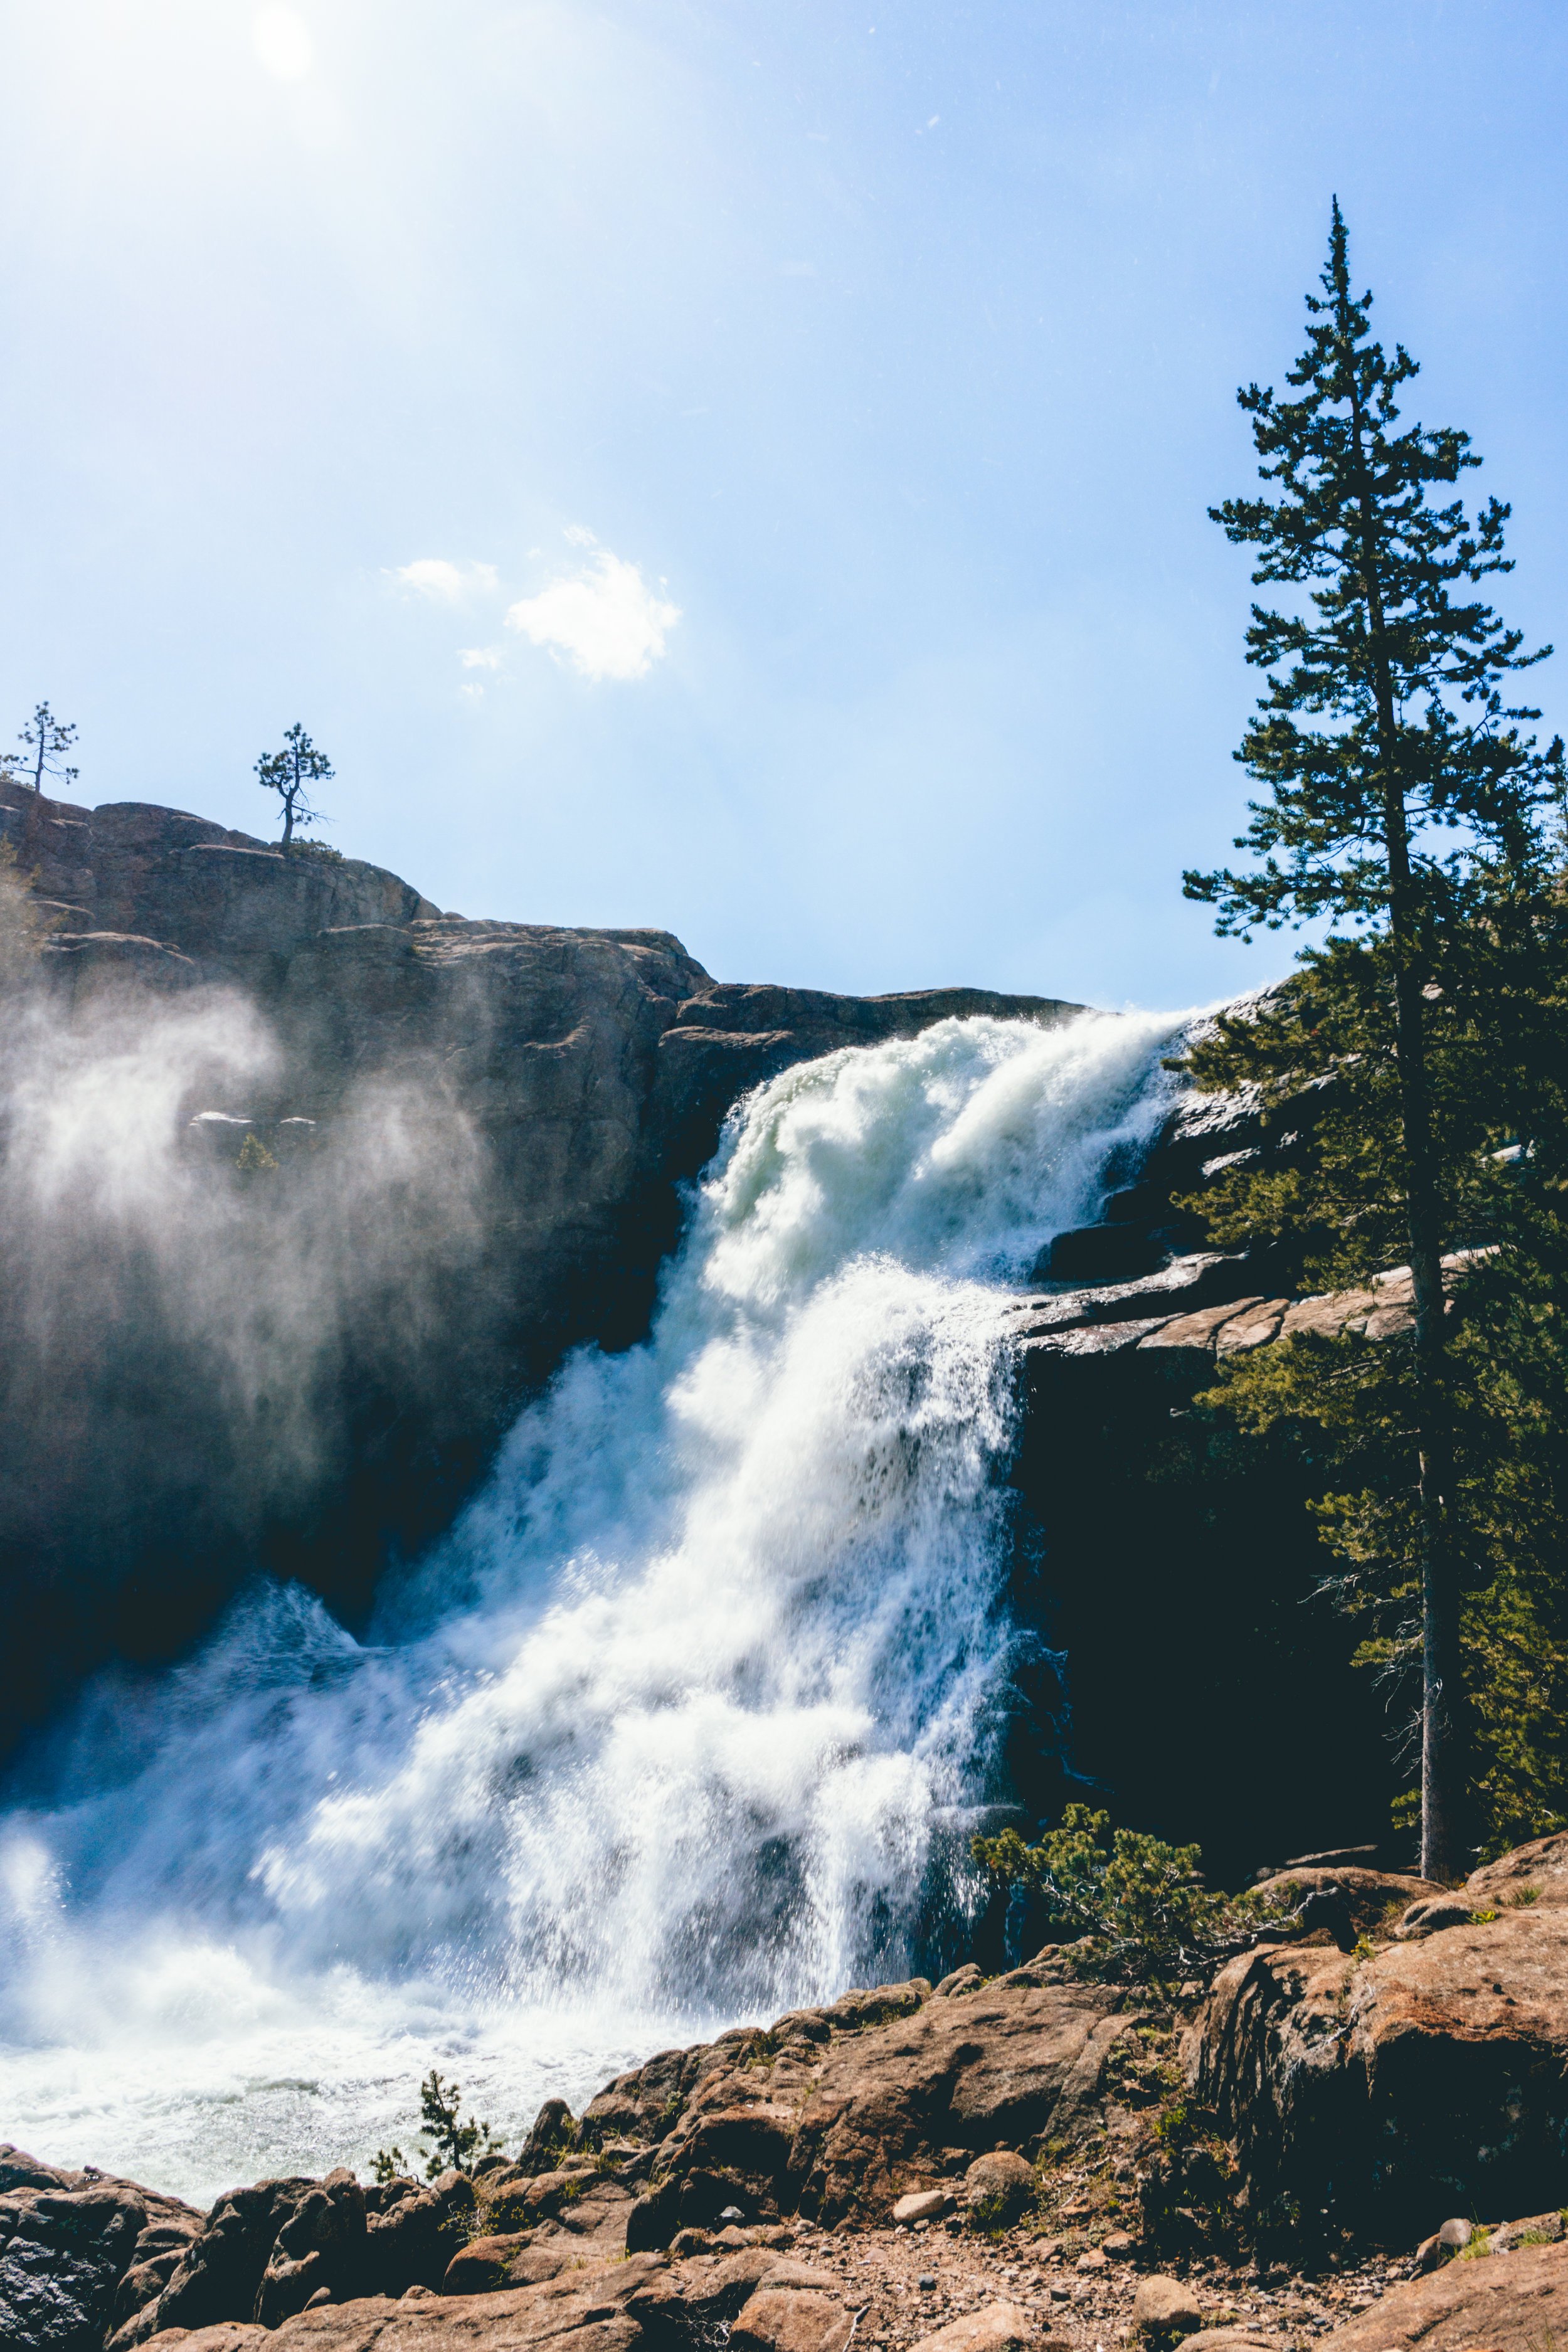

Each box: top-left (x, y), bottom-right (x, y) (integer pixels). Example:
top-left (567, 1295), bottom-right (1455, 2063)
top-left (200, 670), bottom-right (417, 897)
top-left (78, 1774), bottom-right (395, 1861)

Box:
top-left (15, 702), bottom-right (79, 795)
top-left (255, 722), bottom-right (332, 853)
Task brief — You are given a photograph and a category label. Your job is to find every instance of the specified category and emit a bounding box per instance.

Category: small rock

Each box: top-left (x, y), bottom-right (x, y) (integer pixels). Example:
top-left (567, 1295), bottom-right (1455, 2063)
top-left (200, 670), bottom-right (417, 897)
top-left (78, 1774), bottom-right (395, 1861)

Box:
top-left (896, 2191), bottom-right (955, 2225)
top-left (1103, 2233), bottom-right (1135, 2259)
top-left (919, 2274), bottom-right (939, 2289)
top-left (1131, 2275), bottom-right (1204, 2337)
top-left (963, 2152), bottom-right (1039, 2227)
top-left (721, 2206), bottom-right (748, 2224)
top-left (1078, 2249), bottom-right (1108, 2272)
top-left (1439, 2218), bottom-right (1475, 2251)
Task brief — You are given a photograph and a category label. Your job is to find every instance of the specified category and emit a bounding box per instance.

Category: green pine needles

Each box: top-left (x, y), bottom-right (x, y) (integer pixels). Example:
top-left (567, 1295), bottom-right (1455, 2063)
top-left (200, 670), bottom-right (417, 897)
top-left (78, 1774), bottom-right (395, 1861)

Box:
top-left (1184, 199), bottom-right (1565, 1878)
top-left (372, 2069), bottom-right (502, 2184)
top-left (1188, 195), bottom-right (1560, 946)
top-left (972, 1805), bottom-right (1236, 1984)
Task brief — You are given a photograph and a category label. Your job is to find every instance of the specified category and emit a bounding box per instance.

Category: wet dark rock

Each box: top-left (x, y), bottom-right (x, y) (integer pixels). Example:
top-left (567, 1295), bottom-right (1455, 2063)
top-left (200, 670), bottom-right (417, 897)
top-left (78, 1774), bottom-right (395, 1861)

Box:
top-left (0, 776), bottom-right (1084, 1756)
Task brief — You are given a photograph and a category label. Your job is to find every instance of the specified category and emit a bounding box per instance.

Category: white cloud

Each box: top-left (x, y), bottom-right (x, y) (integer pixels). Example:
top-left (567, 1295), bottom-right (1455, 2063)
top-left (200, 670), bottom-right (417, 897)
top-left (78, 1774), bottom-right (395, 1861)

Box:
top-left (506, 546), bottom-right (680, 682)
top-left (460, 647), bottom-right (501, 670)
top-left (253, 6), bottom-right (314, 80)
top-left (563, 524), bottom-right (598, 548)
top-left (391, 558), bottom-right (499, 602)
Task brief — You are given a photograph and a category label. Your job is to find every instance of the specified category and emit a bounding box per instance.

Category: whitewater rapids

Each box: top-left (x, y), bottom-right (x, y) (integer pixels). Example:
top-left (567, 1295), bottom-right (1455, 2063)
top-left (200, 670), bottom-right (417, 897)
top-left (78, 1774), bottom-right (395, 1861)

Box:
top-left (0, 1008), bottom-right (1185, 2201)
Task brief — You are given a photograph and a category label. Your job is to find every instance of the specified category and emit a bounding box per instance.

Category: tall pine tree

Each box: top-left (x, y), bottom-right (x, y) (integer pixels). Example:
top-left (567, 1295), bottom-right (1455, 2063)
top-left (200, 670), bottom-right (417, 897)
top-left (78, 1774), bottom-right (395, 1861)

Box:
top-left (1187, 200), bottom-right (1563, 1877)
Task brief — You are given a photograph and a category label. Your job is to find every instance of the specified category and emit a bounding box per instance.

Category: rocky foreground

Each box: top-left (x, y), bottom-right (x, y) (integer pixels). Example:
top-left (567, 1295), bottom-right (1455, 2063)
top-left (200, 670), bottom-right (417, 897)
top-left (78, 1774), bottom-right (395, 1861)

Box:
top-left (11, 1834), bottom-right (1568, 2352)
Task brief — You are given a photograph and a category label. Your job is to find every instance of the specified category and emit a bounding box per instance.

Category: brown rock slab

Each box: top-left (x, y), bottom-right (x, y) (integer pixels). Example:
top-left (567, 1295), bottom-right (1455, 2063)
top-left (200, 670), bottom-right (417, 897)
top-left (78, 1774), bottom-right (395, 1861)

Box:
top-left (1318, 2235), bottom-right (1568, 2352)
top-left (1214, 1299), bottom-right (1288, 1353)
top-left (1189, 1862), bottom-right (1568, 2234)
top-left (143, 2331), bottom-right (267, 2350)
top-left (618, 1974), bottom-right (1142, 2242)
top-left (1469, 1831), bottom-right (1568, 1910)
top-left (909, 2302), bottom-right (1036, 2352)
top-left (731, 2285), bottom-right (854, 2352)
top-left (1248, 1865), bottom-right (1441, 1937)
top-left (443, 2235), bottom-right (569, 2294)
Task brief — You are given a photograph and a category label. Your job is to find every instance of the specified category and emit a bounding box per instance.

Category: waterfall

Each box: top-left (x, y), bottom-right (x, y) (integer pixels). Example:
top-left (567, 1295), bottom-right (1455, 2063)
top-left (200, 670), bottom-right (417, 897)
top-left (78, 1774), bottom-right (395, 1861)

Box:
top-left (0, 1007), bottom-right (1184, 2201)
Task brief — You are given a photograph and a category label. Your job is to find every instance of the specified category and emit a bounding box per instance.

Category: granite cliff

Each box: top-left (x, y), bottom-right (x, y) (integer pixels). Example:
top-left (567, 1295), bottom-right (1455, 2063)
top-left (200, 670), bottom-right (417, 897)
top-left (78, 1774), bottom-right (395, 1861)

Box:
top-left (0, 781), bottom-right (1079, 1754)
top-left (0, 783), bottom-right (1439, 1872)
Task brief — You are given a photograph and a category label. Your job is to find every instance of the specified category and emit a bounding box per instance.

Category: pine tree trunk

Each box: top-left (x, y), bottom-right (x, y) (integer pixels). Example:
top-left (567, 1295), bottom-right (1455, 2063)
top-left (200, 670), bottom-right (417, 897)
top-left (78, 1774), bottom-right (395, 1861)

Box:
top-left (1370, 661), bottom-right (1464, 1882)
top-left (1388, 947), bottom-right (1463, 1881)
top-left (1348, 379), bottom-right (1466, 1880)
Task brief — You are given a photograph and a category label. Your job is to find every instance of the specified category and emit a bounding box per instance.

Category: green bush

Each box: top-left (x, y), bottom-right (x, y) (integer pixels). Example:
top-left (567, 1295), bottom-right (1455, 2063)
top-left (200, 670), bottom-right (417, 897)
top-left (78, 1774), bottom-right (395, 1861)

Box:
top-left (372, 2069), bottom-right (502, 2182)
top-left (971, 1804), bottom-right (1256, 1983)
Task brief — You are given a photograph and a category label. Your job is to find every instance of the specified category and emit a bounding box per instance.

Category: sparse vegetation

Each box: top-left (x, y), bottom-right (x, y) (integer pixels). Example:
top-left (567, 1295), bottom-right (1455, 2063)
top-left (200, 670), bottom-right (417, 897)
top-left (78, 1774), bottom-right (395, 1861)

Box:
top-left (256, 721), bottom-right (333, 854)
top-left (12, 701), bottom-right (78, 795)
top-left (372, 2069), bottom-right (502, 2183)
top-left (971, 1804), bottom-right (1273, 1984)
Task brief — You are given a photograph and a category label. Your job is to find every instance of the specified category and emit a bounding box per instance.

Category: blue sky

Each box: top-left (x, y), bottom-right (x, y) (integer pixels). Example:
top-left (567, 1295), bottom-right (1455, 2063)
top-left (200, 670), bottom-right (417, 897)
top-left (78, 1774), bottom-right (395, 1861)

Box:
top-left (3, 2), bottom-right (1564, 1006)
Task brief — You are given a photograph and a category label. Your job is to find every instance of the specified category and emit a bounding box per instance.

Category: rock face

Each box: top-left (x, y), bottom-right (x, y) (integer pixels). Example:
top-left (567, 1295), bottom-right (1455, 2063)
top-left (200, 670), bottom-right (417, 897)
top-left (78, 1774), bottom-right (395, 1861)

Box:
top-left (588, 1967), bottom-right (1138, 2246)
top-left (1187, 1860), bottom-right (1568, 2238)
top-left (0, 778), bottom-right (1080, 1752)
top-left (0, 2145), bottom-right (200, 2352)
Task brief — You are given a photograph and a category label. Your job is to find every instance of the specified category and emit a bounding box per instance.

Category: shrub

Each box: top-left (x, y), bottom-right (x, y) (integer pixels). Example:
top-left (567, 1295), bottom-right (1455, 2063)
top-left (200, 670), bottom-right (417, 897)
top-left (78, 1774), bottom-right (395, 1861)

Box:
top-left (972, 1805), bottom-right (1234, 1983)
top-left (372, 2069), bottom-right (502, 2183)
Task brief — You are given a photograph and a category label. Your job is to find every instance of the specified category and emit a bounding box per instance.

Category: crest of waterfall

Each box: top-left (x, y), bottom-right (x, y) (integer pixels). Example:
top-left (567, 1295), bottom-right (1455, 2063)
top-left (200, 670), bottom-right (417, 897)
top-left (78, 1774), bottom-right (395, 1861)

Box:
top-left (0, 1006), bottom-right (1187, 2199)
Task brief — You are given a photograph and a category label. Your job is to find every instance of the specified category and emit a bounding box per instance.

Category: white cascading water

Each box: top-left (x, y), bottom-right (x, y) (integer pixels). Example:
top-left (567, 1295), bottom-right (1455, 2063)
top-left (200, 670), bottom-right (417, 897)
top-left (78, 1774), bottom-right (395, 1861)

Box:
top-left (0, 1008), bottom-right (1185, 2203)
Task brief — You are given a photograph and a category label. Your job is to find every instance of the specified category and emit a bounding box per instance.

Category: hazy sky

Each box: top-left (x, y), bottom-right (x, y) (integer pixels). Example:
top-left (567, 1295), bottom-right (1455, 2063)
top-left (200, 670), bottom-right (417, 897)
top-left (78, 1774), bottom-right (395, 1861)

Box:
top-left (3, 3), bottom-right (1564, 1005)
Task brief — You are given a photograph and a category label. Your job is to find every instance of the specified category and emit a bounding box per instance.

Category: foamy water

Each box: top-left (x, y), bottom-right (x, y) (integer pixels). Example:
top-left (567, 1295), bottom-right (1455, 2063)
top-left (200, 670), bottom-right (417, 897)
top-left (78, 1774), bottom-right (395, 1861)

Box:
top-left (0, 1009), bottom-right (1185, 2204)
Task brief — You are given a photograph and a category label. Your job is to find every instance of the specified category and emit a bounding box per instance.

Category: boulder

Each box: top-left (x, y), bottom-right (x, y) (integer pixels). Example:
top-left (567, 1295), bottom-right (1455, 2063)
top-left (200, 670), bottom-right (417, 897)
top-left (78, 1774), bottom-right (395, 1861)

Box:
top-left (1189, 1855), bottom-right (1568, 2235)
top-left (1316, 2232), bottom-right (1568, 2352)
top-left (443, 2236), bottom-right (570, 2294)
top-left (909, 2304), bottom-right (1036, 2352)
top-left (1468, 1832), bottom-right (1568, 1909)
top-left (731, 2286), bottom-right (853, 2352)
top-left (1130, 2275), bottom-right (1204, 2337)
top-left (1247, 1866), bottom-right (1439, 1937)
top-left (935, 1968), bottom-right (983, 2000)
top-left (252, 2169), bottom-right (366, 2324)
top-left (1396, 1899), bottom-right (1476, 1939)
top-left (0, 2181), bottom-right (148, 2352)
top-left (962, 2153), bottom-right (1038, 2227)
top-left (517, 2099), bottom-right (578, 2175)
top-left (114, 2179), bottom-right (314, 2343)
top-left (359, 2171), bottom-right (475, 2296)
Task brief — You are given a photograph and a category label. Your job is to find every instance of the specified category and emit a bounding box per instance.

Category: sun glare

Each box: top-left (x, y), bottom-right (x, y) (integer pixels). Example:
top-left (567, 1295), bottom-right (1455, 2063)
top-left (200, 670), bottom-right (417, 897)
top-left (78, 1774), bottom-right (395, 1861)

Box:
top-left (252, 5), bottom-right (314, 82)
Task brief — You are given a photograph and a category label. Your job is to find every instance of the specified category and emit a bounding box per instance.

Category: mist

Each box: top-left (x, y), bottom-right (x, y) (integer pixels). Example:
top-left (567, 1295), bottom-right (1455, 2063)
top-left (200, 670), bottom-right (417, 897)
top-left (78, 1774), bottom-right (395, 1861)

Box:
top-left (0, 872), bottom-right (491, 1764)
